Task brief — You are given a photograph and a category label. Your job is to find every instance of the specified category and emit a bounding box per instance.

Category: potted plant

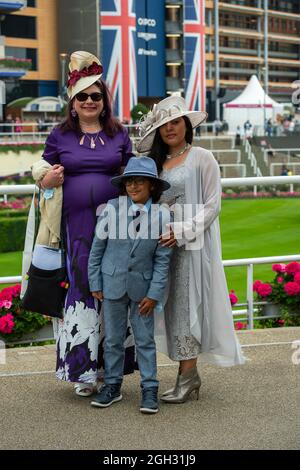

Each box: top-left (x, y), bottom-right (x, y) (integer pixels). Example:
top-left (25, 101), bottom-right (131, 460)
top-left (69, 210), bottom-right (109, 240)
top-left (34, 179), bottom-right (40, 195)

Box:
top-left (253, 262), bottom-right (300, 317)
top-left (0, 284), bottom-right (52, 344)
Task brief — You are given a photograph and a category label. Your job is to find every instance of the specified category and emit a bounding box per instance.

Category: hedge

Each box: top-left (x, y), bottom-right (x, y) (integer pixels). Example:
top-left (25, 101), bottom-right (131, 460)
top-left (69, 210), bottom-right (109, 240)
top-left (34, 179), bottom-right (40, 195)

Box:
top-left (0, 209), bottom-right (29, 218)
top-left (0, 217), bottom-right (27, 252)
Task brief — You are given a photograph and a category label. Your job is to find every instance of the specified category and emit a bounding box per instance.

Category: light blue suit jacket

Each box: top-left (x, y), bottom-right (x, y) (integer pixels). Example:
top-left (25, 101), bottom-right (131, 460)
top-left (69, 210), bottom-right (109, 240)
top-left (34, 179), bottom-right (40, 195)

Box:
top-left (88, 197), bottom-right (173, 303)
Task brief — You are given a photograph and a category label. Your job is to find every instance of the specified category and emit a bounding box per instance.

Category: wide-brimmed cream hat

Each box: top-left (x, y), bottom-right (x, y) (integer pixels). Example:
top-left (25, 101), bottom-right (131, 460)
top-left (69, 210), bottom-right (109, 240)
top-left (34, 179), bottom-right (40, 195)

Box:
top-left (67, 51), bottom-right (103, 100)
top-left (137, 96), bottom-right (207, 153)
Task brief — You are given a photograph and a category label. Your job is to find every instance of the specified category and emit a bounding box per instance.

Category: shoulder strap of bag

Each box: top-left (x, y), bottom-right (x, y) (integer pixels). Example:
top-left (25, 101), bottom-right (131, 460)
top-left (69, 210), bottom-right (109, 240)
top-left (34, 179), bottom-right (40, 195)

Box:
top-left (20, 185), bottom-right (39, 298)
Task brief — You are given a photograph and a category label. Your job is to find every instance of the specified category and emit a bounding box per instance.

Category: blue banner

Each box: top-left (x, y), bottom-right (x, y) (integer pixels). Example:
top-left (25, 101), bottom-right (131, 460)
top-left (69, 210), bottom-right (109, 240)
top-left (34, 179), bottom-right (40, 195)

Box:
top-left (136, 0), bottom-right (165, 97)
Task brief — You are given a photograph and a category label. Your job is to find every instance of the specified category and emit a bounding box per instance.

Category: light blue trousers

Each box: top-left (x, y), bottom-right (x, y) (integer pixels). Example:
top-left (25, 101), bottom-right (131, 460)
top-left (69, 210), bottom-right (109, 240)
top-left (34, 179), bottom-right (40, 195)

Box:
top-left (103, 294), bottom-right (158, 389)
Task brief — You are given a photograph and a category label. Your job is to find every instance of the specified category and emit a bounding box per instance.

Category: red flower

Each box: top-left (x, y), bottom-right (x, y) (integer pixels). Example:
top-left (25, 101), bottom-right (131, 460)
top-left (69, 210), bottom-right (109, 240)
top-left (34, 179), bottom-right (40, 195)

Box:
top-left (284, 282), bottom-right (300, 296)
top-left (257, 283), bottom-right (272, 298)
top-left (253, 280), bottom-right (263, 292)
top-left (272, 263), bottom-right (286, 273)
top-left (229, 290), bottom-right (238, 306)
top-left (91, 62), bottom-right (103, 75)
top-left (0, 313), bottom-right (15, 334)
top-left (235, 322), bottom-right (247, 331)
top-left (67, 70), bottom-right (82, 87)
top-left (67, 62), bottom-right (103, 87)
top-left (294, 272), bottom-right (300, 284)
top-left (0, 287), bottom-right (13, 302)
top-left (11, 284), bottom-right (21, 297)
top-left (277, 319), bottom-right (285, 327)
top-left (285, 262), bottom-right (300, 276)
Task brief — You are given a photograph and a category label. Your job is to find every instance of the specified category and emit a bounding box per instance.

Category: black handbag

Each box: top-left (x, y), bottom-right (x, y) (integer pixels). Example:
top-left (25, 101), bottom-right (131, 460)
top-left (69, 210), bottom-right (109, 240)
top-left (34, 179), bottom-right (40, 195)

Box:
top-left (21, 249), bottom-right (67, 319)
top-left (21, 190), bottom-right (68, 319)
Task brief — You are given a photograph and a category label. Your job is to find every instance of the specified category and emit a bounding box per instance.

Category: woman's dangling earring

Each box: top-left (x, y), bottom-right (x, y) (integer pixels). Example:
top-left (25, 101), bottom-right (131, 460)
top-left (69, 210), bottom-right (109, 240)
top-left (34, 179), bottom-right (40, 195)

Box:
top-left (101, 110), bottom-right (106, 118)
top-left (71, 109), bottom-right (77, 118)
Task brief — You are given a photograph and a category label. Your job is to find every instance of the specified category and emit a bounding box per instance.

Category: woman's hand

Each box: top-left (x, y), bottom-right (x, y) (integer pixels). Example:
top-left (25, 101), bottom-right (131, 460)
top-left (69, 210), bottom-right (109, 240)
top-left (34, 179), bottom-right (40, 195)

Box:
top-left (92, 291), bottom-right (104, 302)
top-left (159, 227), bottom-right (177, 247)
top-left (41, 164), bottom-right (64, 188)
top-left (139, 297), bottom-right (156, 316)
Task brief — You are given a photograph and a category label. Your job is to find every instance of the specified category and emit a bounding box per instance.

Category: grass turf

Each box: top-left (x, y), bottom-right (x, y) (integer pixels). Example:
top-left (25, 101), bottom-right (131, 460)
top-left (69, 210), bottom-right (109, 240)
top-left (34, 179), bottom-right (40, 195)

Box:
top-left (0, 198), bottom-right (299, 303)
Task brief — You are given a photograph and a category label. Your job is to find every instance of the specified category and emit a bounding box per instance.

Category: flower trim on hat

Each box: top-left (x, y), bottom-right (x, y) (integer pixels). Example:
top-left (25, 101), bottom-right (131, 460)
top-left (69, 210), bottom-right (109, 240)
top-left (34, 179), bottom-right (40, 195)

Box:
top-left (139, 103), bottom-right (182, 137)
top-left (67, 62), bottom-right (103, 88)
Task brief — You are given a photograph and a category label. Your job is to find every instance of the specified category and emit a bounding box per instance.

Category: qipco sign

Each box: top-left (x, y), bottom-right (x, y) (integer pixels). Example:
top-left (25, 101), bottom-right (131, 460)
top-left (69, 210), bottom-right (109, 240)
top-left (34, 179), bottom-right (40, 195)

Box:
top-left (137, 17), bottom-right (156, 28)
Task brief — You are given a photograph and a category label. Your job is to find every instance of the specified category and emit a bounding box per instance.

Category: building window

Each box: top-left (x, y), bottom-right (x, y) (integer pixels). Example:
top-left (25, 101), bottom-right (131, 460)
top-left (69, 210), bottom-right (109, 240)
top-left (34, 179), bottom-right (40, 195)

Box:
top-left (5, 47), bottom-right (37, 70)
top-left (1, 15), bottom-right (36, 39)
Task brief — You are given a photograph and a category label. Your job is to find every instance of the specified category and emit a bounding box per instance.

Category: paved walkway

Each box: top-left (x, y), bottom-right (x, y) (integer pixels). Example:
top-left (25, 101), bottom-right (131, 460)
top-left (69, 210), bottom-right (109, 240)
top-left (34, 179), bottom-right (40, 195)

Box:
top-left (1, 327), bottom-right (299, 450)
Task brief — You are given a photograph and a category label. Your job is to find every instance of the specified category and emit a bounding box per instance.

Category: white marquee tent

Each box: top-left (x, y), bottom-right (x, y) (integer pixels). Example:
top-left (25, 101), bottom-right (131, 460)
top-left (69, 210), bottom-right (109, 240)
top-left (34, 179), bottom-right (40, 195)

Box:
top-left (223, 75), bottom-right (284, 133)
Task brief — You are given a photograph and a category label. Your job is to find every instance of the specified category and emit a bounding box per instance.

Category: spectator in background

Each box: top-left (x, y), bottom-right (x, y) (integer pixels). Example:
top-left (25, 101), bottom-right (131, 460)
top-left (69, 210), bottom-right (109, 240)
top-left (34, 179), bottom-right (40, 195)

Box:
top-left (244, 120), bottom-right (253, 141)
top-left (265, 119), bottom-right (273, 137)
top-left (235, 125), bottom-right (241, 146)
top-left (288, 120), bottom-right (295, 134)
top-left (287, 168), bottom-right (293, 177)
top-left (281, 165), bottom-right (288, 176)
top-left (222, 120), bottom-right (229, 133)
top-left (267, 143), bottom-right (274, 159)
top-left (195, 125), bottom-right (201, 138)
top-left (213, 119), bottom-right (222, 136)
top-left (15, 117), bottom-right (23, 133)
top-left (4, 114), bottom-right (14, 134)
top-left (216, 157), bottom-right (223, 177)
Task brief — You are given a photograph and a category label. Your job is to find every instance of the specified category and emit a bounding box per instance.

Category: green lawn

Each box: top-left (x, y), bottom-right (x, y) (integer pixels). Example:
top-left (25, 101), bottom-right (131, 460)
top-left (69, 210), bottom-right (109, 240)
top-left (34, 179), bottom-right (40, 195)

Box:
top-left (220, 198), bottom-right (300, 303)
top-left (0, 198), bottom-right (299, 303)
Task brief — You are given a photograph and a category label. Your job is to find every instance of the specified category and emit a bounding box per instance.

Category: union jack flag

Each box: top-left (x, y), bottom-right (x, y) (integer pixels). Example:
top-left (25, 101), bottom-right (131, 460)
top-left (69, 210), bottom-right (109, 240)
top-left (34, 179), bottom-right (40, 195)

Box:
top-left (183, 0), bottom-right (206, 112)
top-left (100, 0), bottom-right (137, 121)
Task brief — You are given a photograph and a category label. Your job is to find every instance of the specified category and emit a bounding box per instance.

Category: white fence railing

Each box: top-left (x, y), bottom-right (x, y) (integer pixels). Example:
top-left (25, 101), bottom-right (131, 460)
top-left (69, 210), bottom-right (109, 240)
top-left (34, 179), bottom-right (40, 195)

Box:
top-left (263, 148), bottom-right (300, 165)
top-left (270, 163), bottom-right (300, 177)
top-left (224, 255), bottom-right (300, 329)
top-left (244, 139), bottom-right (262, 178)
top-left (0, 177), bottom-right (300, 335)
top-left (212, 149), bottom-right (241, 163)
top-left (220, 164), bottom-right (246, 178)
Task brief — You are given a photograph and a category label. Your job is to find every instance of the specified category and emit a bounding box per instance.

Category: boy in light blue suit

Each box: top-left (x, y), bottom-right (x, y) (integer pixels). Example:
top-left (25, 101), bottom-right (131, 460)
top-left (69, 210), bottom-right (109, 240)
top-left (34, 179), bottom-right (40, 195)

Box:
top-left (88, 157), bottom-right (173, 414)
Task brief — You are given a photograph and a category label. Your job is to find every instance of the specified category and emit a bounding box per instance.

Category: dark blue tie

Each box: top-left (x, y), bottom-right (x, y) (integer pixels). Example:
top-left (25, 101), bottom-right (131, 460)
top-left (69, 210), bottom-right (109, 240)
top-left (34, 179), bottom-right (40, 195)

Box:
top-left (133, 210), bottom-right (140, 233)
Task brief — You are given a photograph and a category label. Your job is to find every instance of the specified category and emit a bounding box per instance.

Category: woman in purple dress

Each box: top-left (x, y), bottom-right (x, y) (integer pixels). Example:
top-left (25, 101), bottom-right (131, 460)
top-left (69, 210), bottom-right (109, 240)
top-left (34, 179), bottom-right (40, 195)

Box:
top-left (40, 51), bottom-right (136, 395)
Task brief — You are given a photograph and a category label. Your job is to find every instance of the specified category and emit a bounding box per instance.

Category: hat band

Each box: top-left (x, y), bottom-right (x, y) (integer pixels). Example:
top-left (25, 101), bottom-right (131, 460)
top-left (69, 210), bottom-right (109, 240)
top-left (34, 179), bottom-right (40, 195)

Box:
top-left (68, 62), bottom-right (103, 88)
top-left (122, 170), bottom-right (158, 179)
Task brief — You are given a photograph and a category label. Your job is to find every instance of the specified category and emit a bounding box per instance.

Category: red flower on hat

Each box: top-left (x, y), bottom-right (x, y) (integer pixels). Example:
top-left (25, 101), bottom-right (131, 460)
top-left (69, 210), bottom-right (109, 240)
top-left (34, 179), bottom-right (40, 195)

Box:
top-left (67, 62), bottom-right (103, 88)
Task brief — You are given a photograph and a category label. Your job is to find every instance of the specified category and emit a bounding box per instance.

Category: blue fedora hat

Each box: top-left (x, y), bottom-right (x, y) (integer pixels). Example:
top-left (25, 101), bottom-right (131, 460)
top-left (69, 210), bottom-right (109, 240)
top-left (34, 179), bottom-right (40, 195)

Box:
top-left (111, 156), bottom-right (170, 191)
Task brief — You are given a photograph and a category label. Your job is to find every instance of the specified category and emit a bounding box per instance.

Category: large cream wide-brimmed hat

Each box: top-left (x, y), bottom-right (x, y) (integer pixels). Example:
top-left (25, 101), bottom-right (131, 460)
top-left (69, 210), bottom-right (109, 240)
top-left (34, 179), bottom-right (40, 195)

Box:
top-left (137, 96), bottom-right (207, 153)
top-left (67, 51), bottom-right (103, 100)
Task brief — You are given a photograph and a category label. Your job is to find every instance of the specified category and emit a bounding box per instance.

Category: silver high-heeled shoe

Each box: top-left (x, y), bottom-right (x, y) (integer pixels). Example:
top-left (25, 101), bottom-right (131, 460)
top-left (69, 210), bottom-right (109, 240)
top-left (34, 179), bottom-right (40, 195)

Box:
top-left (161, 368), bottom-right (180, 397)
top-left (161, 367), bottom-right (201, 403)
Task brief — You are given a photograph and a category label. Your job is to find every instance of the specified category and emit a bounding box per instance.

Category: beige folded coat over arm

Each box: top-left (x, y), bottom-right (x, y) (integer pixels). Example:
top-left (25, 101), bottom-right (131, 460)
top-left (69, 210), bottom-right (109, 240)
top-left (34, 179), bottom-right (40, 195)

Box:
top-left (31, 160), bottom-right (63, 248)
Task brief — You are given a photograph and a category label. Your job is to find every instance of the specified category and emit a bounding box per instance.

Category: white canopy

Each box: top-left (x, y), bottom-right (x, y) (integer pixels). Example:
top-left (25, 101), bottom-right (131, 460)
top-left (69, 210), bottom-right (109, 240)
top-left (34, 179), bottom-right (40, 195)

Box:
top-left (223, 75), bottom-right (284, 133)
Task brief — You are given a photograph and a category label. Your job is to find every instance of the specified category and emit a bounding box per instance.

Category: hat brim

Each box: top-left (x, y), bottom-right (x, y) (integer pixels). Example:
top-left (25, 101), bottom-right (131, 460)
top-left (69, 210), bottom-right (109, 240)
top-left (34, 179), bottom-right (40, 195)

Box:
top-left (111, 173), bottom-right (170, 191)
top-left (136, 110), bottom-right (208, 153)
top-left (67, 74), bottom-right (103, 99)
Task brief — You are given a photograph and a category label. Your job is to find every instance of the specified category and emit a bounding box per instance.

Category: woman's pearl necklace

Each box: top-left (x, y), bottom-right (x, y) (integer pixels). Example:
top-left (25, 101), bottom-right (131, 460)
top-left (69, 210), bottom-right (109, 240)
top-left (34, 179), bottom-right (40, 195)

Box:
top-left (166, 143), bottom-right (191, 160)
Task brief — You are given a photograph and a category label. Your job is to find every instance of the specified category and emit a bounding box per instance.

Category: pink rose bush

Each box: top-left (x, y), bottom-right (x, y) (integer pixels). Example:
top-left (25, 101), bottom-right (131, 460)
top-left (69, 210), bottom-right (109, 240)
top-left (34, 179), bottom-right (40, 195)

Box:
top-left (0, 284), bottom-right (49, 341)
top-left (229, 290), bottom-right (238, 306)
top-left (253, 262), bottom-right (300, 314)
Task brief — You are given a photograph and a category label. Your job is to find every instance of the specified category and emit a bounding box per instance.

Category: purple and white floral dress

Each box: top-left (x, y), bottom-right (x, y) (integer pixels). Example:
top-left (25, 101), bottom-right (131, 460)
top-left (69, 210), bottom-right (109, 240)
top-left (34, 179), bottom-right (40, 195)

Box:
top-left (42, 126), bottom-right (136, 383)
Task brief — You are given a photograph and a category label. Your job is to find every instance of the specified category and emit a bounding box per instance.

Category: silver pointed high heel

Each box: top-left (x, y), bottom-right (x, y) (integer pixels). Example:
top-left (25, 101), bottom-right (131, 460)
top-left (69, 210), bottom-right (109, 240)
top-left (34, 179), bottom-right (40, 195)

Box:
top-left (161, 367), bottom-right (201, 404)
top-left (161, 368), bottom-right (180, 397)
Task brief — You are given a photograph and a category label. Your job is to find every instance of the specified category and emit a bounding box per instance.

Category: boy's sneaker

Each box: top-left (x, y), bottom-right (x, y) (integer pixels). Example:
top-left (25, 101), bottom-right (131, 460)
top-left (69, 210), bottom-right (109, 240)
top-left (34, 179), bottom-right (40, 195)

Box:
top-left (90, 383), bottom-right (122, 408)
top-left (140, 386), bottom-right (159, 414)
